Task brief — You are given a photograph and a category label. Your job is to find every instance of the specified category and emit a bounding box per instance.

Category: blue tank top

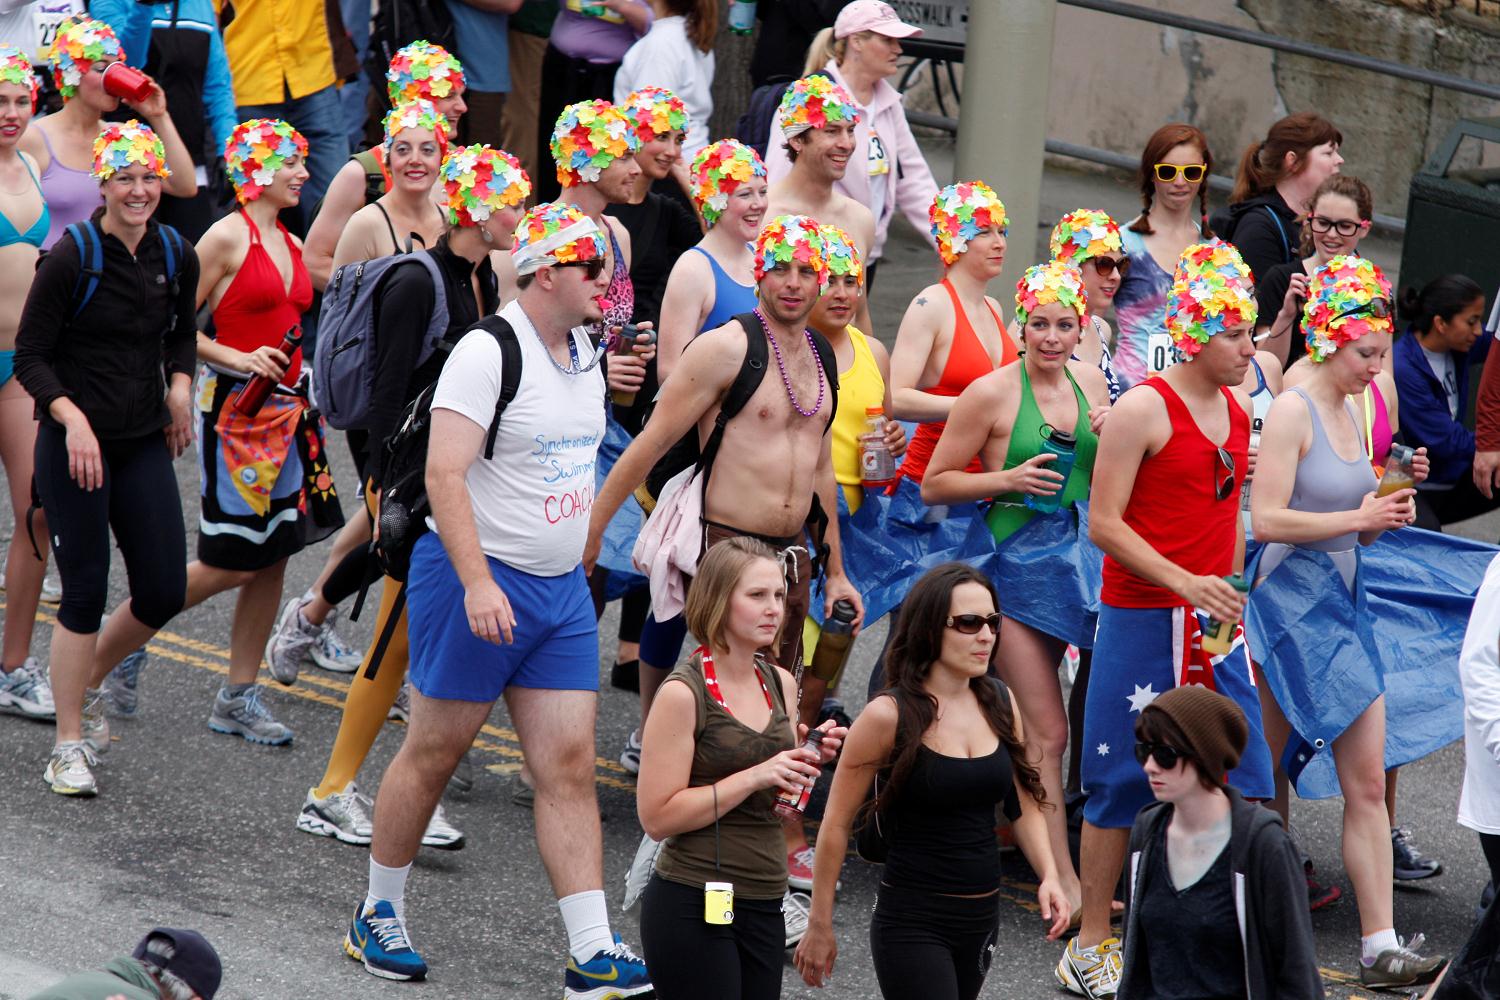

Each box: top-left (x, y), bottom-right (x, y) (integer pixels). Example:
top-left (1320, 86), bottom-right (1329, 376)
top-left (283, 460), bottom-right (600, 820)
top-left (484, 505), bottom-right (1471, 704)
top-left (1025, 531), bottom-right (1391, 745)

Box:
top-left (691, 245), bottom-right (758, 334)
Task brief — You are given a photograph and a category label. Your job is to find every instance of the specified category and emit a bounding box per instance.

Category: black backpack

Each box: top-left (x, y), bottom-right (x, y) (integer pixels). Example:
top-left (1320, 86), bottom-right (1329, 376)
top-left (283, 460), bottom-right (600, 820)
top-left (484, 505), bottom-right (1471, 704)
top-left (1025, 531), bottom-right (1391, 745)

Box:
top-left (365, 2), bottom-right (456, 117)
top-left (735, 81), bottom-right (794, 162)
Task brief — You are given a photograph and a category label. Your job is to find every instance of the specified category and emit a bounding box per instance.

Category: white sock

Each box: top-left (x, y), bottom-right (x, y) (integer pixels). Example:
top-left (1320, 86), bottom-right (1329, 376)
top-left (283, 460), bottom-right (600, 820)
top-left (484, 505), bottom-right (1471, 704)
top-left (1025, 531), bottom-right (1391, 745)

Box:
top-left (1362, 928), bottom-right (1399, 963)
top-left (367, 858), bottom-right (412, 924)
top-left (558, 889), bottom-right (613, 964)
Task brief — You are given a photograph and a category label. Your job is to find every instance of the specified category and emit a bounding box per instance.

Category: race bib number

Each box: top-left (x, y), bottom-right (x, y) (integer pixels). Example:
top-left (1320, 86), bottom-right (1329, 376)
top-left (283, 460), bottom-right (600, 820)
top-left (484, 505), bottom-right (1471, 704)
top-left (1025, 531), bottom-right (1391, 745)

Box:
top-left (1146, 328), bottom-right (1184, 377)
top-left (867, 131), bottom-right (889, 177)
top-left (33, 1), bottom-right (80, 63)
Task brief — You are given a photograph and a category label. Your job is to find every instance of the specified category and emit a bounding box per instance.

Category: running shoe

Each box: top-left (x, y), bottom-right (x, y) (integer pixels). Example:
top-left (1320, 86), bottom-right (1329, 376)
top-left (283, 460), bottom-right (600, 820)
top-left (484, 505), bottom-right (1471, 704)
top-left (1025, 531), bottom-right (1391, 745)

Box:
top-left (511, 774), bottom-right (536, 809)
top-left (783, 890), bottom-right (811, 948)
top-left (1305, 860), bottom-right (1342, 910)
top-left (1055, 936), bottom-right (1123, 998)
top-left (81, 687), bottom-right (109, 754)
top-left (563, 934), bottom-right (653, 999)
top-left (787, 846), bottom-right (841, 893)
top-left (1359, 933), bottom-right (1446, 989)
top-left (296, 783), bottom-right (373, 845)
top-left (0, 657), bottom-right (55, 719)
top-left (208, 684), bottom-right (293, 745)
top-left (265, 596), bottom-right (317, 686)
top-left (420, 803), bottom-right (465, 850)
top-left (448, 750), bottom-right (474, 794)
top-left (619, 729), bottom-right (642, 776)
top-left (610, 658), bottom-right (639, 692)
top-left (101, 648), bottom-right (147, 717)
top-left (39, 571), bottom-right (61, 606)
top-left (1392, 827), bottom-right (1443, 880)
top-left (310, 605), bottom-right (363, 673)
top-left (388, 682), bottom-right (410, 722)
top-left (44, 740), bottom-right (99, 796)
top-left (345, 899), bottom-right (427, 981)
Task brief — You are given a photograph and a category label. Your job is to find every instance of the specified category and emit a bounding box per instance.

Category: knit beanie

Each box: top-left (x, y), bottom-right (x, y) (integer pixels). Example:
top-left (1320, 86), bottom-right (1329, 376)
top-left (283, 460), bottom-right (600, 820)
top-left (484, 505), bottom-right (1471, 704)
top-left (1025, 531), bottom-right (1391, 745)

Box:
top-left (1140, 686), bottom-right (1248, 781)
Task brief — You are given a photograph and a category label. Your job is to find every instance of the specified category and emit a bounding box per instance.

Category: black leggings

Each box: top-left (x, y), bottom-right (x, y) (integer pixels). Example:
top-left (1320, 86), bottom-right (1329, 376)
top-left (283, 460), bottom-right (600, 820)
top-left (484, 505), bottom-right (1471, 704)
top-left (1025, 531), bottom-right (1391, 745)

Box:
top-left (639, 877), bottom-right (784, 1000)
top-left (1414, 475), bottom-right (1500, 532)
top-left (34, 424), bottom-right (186, 634)
top-left (1482, 832), bottom-right (1500, 891)
top-left (870, 883), bottom-right (999, 1000)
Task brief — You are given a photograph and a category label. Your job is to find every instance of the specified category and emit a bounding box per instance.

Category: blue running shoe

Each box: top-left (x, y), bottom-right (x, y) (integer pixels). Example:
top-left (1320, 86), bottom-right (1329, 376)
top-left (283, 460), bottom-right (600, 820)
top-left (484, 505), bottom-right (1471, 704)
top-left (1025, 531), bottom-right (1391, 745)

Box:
top-left (344, 899), bottom-right (427, 981)
top-left (564, 934), bottom-right (653, 999)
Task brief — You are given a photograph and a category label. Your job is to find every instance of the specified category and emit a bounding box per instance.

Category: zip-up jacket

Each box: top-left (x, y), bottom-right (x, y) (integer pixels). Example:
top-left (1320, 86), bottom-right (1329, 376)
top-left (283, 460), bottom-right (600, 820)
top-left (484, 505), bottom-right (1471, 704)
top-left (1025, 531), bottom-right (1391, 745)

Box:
top-left (1394, 326), bottom-right (1493, 487)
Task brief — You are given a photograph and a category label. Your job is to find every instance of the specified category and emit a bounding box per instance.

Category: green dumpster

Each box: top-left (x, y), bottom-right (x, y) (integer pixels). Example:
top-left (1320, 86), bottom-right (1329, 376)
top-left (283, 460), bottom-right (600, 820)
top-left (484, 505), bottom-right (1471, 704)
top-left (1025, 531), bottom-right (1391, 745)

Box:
top-left (1401, 117), bottom-right (1500, 302)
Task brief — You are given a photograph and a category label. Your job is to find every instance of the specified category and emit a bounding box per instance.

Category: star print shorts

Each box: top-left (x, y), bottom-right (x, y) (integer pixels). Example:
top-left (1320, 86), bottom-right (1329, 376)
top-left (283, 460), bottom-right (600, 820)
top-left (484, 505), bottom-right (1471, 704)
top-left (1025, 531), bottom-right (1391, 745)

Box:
top-left (1081, 603), bottom-right (1274, 829)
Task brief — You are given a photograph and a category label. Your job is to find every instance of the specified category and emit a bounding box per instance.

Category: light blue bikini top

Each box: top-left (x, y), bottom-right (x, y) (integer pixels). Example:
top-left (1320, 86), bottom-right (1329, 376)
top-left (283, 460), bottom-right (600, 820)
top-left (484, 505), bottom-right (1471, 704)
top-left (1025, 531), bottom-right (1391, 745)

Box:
top-left (0, 153), bottom-right (49, 249)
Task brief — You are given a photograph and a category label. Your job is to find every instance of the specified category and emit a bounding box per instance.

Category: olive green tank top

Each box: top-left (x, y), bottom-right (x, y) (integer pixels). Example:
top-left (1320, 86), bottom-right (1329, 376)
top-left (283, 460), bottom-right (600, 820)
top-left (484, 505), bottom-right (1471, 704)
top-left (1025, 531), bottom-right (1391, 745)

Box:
top-left (985, 364), bottom-right (1098, 543)
top-left (653, 652), bottom-right (795, 900)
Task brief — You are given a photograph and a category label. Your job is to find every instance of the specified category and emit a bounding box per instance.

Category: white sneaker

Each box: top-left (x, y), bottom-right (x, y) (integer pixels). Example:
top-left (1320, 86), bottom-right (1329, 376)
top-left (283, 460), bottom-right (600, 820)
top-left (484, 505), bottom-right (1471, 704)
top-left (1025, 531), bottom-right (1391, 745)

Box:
top-left (420, 803), bottom-right (465, 850)
top-left (39, 571), bottom-right (61, 605)
top-left (297, 783), bottom-right (374, 845)
top-left (783, 891), bottom-right (810, 948)
top-left (310, 605), bottom-right (363, 673)
top-left (265, 596), bottom-right (317, 686)
top-left (619, 729), bottom-right (642, 775)
top-left (1056, 936), bottom-right (1123, 998)
top-left (44, 740), bottom-right (99, 796)
top-left (81, 687), bottom-right (110, 754)
top-left (0, 657), bottom-right (55, 718)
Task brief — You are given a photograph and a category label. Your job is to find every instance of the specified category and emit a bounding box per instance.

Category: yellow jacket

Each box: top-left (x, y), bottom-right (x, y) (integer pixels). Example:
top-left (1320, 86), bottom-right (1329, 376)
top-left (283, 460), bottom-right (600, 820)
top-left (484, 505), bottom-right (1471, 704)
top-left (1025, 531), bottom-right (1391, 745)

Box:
top-left (215, 0), bottom-right (335, 105)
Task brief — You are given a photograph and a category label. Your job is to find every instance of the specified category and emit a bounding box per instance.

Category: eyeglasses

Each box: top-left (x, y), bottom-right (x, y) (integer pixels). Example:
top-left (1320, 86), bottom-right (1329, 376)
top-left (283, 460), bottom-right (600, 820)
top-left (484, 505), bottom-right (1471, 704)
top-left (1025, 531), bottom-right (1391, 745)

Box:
top-left (1153, 163), bottom-right (1206, 183)
top-left (1089, 256), bottom-right (1131, 278)
top-left (1330, 298), bottom-right (1392, 324)
top-left (1308, 215), bottom-right (1370, 238)
top-left (556, 258), bottom-right (607, 281)
top-left (946, 613), bottom-right (1001, 635)
top-left (1134, 742), bottom-right (1186, 769)
top-left (1214, 446), bottom-right (1236, 502)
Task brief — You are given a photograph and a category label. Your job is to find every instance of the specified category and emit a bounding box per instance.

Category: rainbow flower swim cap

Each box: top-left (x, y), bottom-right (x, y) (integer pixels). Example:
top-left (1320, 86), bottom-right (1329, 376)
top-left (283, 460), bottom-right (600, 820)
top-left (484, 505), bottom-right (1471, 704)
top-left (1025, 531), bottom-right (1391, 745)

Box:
top-left (1303, 255), bottom-right (1393, 363)
top-left (818, 224), bottom-right (863, 284)
top-left (549, 99), bottom-right (639, 188)
top-left (689, 139), bottom-right (766, 227)
top-left (753, 215), bottom-right (829, 286)
top-left (92, 119), bottom-right (168, 181)
top-left (778, 74), bottom-right (862, 139)
top-left (930, 181), bottom-right (1007, 266)
top-left (0, 45), bottom-right (39, 108)
top-left (1049, 209), bottom-right (1123, 267)
top-left (49, 14), bottom-right (121, 100)
top-left (512, 202), bottom-right (606, 276)
top-left (384, 98), bottom-right (450, 155)
top-left (622, 85), bottom-right (688, 145)
top-left (1164, 239), bottom-right (1257, 359)
top-left (1015, 260), bottom-right (1088, 329)
top-left (439, 144), bottom-right (531, 227)
top-left (224, 119), bottom-right (307, 205)
top-left (386, 40), bottom-right (464, 106)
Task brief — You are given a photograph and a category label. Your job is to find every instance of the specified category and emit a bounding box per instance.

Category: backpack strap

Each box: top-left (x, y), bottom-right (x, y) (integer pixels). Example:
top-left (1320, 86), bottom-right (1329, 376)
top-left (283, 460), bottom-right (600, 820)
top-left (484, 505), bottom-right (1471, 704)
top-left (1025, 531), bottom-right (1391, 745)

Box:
top-left (157, 223), bottom-right (184, 332)
top-left (1263, 204), bottom-right (1291, 263)
top-left (469, 315), bottom-right (523, 460)
top-left (67, 221), bottom-right (104, 321)
top-left (697, 312), bottom-right (770, 491)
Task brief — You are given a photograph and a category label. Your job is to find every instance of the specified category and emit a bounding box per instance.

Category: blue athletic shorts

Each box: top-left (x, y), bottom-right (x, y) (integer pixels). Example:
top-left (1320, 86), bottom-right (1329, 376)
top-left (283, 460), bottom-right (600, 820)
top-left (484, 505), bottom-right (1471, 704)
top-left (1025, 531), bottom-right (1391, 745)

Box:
top-left (406, 533), bottom-right (599, 703)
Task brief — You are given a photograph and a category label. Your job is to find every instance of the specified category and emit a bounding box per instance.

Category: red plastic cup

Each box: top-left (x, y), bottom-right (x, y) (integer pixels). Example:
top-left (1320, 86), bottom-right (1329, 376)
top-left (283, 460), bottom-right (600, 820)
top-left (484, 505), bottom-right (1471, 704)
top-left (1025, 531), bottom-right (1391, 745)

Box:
top-left (102, 63), bottom-right (153, 104)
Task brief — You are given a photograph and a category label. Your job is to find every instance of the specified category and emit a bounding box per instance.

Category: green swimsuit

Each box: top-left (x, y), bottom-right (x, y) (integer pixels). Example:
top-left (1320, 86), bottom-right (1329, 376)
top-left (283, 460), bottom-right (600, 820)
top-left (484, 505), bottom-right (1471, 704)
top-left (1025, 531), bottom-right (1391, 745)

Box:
top-left (985, 364), bottom-right (1099, 543)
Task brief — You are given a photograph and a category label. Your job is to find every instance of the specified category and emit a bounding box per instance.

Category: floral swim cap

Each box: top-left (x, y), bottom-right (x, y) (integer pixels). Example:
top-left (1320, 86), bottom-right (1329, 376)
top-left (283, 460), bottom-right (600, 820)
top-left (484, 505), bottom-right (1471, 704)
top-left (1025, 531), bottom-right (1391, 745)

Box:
top-left (93, 119), bottom-right (168, 181)
top-left (0, 45), bottom-right (39, 109)
top-left (1303, 255), bottom-right (1393, 363)
top-left (1164, 239), bottom-right (1257, 359)
top-left (818, 224), bottom-right (864, 284)
top-left (753, 215), bottom-right (829, 287)
top-left (778, 74), bottom-right (862, 139)
top-left (49, 14), bottom-right (121, 100)
top-left (224, 119), bottom-right (307, 205)
top-left (386, 40), bottom-right (464, 106)
top-left (383, 98), bottom-right (450, 156)
top-left (512, 202), bottom-right (607, 276)
top-left (549, 99), bottom-right (639, 188)
top-left (930, 181), bottom-right (1007, 266)
top-left (1015, 260), bottom-right (1088, 328)
top-left (1048, 209), bottom-right (1123, 267)
top-left (621, 85), bottom-right (688, 145)
top-left (439, 144), bottom-right (531, 228)
top-left (689, 139), bottom-right (766, 227)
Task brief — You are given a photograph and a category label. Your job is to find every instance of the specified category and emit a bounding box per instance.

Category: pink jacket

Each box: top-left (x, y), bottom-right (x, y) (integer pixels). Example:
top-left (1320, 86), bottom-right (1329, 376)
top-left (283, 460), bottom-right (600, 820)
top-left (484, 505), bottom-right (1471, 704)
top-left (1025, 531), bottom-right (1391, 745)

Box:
top-left (764, 60), bottom-right (940, 262)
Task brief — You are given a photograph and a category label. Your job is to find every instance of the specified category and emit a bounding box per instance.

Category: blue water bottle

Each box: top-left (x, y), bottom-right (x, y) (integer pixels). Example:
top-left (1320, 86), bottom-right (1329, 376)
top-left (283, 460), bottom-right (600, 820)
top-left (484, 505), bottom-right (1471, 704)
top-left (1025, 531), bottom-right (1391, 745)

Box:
top-left (1024, 425), bottom-right (1076, 514)
top-left (728, 0), bottom-right (757, 34)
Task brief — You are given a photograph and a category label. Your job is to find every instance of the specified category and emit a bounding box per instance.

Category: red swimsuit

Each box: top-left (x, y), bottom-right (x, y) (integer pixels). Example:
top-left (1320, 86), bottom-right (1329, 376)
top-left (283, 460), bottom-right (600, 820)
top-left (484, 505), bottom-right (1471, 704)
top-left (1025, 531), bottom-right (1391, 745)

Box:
top-left (212, 211), bottom-right (313, 387)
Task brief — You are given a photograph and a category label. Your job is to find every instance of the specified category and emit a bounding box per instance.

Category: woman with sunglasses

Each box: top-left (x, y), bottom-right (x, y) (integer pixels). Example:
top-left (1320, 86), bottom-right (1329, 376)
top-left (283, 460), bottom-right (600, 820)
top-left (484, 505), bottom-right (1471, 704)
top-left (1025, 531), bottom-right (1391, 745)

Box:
top-left (923, 260), bottom-right (1109, 921)
top-left (1116, 685), bottom-right (1321, 1000)
top-left (1113, 124), bottom-right (1213, 389)
top-left (794, 562), bottom-right (1069, 1000)
top-left (1047, 208), bottom-right (1128, 401)
top-left (1256, 175), bottom-right (1373, 370)
top-left (1248, 256), bottom-right (1446, 990)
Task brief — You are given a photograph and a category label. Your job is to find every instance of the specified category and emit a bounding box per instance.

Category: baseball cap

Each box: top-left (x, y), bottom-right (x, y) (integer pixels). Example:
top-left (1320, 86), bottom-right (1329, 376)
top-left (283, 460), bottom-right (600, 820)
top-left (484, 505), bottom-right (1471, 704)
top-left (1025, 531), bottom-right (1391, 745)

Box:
top-left (834, 0), bottom-right (923, 40)
top-left (133, 928), bottom-right (222, 999)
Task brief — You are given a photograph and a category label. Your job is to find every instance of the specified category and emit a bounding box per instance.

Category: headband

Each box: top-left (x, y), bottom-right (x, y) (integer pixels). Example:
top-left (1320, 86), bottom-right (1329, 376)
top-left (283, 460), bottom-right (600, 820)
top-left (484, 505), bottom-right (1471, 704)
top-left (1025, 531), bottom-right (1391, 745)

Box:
top-left (689, 139), bottom-right (766, 227)
top-left (92, 119), bottom-right (168, 181)
top-left (1164, 239), bottom-right (1258, 358)
top-left (0, 44), bottom-right (39, 109)
top-left (49, 14), bottom-right (121, 100)
top-left (549, 99), bottom-right (639, 188)
top-left (1303, 255), bottom-right (1393, 363)
top-left (1015, 260), bottom-right (1088, 328)
top-left (224, 118), bottom-right (307, 205)
top-left (386, 40), bottom-right (464, 106)
top-left (512, 202), bottom-right (606, 276)
top-left (930, 181), bottom-right (1007, 266)
top-left (818, 224), bottom-right (863, 284)
top-left (778, 74), bottom-right (862, 138)
top-left (622, 85), bottom-right (688, 145)
top-left (439, 144), bottom-right (531, 228)
top-left (753, 214), bottom-right (829, 286)
top-left (383, 97), bottom-right (450, 156)
top-left (1049, 208), bottom-right (1123, 267)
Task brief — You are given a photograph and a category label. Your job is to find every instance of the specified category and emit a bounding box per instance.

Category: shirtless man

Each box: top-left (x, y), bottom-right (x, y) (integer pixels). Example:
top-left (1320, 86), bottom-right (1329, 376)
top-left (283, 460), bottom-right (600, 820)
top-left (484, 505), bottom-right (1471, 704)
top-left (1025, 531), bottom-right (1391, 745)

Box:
top-left (765, 75), bottom-right (876, 337)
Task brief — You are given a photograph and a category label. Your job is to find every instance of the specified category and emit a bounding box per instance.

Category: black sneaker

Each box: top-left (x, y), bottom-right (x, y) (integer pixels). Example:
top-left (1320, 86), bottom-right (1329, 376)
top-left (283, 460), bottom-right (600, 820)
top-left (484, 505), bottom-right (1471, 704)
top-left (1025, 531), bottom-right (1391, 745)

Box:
top-left (1391, 827), bottom-right (1442, 881)
top-left (1306, 860), bottom-right (1342, 911)
top-left (610, 659), bottom-right (640, 692)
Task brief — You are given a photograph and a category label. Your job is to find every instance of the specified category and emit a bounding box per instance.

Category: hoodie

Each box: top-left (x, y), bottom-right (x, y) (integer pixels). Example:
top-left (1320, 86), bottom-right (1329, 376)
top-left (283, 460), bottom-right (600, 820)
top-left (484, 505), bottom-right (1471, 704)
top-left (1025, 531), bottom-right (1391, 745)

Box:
top-left (1217, 189), bottom-right (1300, 284)
top-left (1117, 788), bottom-right (1324, 1000)
top-left (27, 956), bottom-right (163, 1000)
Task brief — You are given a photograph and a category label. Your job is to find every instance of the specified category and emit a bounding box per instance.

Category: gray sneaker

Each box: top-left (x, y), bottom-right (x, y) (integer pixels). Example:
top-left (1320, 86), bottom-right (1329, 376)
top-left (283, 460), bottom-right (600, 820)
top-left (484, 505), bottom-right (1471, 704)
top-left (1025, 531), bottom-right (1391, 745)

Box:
top-left (388, 681), bottom-right (410, 722)
top-left (1360, 934), bottom-right (1446, 989)
top-left (420, 803), bottom-right (465, 850)
top-left (310, 606), bottom-right (363, 673)
top-left (39, 571), bottom-right (61, 605)
top-left (81, 687), bottom-right (110, 754)
top-left (265, 596), bottom-right (317, 686)
top-left (297, 783), bottom-right (373, 844)
top-left (0, 657), bottom-right (55, 718)
top-left (208, 684), bottom-right (293, 745)
top-left (44, 740), bottom-right (99, 796)
top-left (448, 750), bottom-right (474, 794)
top-left (101, 648), bottom-right (147, 717)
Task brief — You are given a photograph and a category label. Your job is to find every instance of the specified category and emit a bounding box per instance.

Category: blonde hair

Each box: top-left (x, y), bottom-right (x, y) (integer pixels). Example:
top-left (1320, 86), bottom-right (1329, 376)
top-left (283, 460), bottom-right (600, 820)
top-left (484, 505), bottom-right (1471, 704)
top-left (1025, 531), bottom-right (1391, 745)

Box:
top-left (803, 27), bottom-right (851, 76)
top-left (685, 537), bottom-right (783, 653)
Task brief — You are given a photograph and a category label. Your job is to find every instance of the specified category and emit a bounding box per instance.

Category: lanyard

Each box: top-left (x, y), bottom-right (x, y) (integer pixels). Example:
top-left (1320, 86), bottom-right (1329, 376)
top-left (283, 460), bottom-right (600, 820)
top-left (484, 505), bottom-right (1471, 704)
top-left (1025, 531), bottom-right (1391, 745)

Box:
top-left (698, 646), bottom-right (772, 716)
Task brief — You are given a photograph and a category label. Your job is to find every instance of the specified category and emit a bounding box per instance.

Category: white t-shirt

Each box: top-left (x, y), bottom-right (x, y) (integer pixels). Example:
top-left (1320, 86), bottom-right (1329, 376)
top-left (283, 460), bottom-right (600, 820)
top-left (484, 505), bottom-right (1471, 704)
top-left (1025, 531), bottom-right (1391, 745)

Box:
top-left (428, 300), bottom-right (606, 576)
top-left (613, 15), bottom-right (715, 159)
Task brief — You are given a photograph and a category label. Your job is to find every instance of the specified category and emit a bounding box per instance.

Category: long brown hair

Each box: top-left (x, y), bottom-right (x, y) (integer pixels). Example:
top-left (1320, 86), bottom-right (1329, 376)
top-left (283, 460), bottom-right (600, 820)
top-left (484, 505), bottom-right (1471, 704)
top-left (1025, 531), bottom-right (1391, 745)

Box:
top-left (1297, 174), bottom-right (1372, 256)
top-left (867, 563), bottom-right (1047, 819)
top-left (661, 0), bottom-right (718, 53)
top-left (1128, 123), bottom-right (1213, 238)
top-left (1230, 112), bottom-right (1342, 205)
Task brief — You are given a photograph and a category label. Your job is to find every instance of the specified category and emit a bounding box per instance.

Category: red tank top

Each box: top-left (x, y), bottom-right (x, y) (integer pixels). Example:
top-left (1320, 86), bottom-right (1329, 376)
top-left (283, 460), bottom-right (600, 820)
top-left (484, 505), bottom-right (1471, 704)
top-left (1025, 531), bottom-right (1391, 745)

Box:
top-left (212, 211), bottom-right (313, 387)
top-left (1101, 379), bottom-right (1249, 608)
top-left (900, 278), bottom-right (1019, 484)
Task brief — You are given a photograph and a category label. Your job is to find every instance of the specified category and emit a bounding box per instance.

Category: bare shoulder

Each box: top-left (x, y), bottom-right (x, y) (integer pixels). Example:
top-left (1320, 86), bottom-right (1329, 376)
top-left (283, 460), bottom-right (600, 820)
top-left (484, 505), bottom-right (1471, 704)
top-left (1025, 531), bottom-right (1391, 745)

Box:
top-left (902, 282), bottom-right (951, 324)
top-left (331, 156), bottom-right (370, 190)
top-left (1228, 384), bottom-right (1254, 417)
top-left (857, 693), bottom-right (900, 733)
top-left (200, 210), bottom-right (250, 255)
top-left (1110, 380), bottom-right (1169, 424)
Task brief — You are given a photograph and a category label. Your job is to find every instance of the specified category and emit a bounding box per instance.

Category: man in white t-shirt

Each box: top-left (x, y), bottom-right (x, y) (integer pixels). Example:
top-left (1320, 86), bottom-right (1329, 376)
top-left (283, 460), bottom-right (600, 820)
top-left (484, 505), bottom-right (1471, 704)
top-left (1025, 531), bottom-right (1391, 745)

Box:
top-left (347, 204), bottom-right (654, 999)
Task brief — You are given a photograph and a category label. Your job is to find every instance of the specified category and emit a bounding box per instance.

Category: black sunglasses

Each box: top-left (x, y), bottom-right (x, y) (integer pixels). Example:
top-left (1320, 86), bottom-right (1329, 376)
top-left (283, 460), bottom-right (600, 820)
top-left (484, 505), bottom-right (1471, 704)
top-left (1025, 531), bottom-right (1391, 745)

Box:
top-left (1330, 298), bottom-right (1392, 324)
top-left (556, 258), bottom-right (607, 281)
top-left (946, 613), bottom-right (1001, 635)
top-left (1308, 215), bottom-right (1369, 238)
top-left (1134, 742), bottom-right (1187, 769)
top-left (1089, 256), bottom-right (1131, 278)
top-left (1214, 446), bottom-right (1236, 502)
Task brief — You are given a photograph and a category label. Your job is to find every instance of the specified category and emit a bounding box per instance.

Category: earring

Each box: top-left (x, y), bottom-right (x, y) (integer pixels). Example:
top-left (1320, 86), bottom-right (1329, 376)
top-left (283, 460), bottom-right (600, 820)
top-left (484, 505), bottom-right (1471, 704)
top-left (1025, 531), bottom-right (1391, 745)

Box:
top-left (480, 226), bottom-right (494, 245)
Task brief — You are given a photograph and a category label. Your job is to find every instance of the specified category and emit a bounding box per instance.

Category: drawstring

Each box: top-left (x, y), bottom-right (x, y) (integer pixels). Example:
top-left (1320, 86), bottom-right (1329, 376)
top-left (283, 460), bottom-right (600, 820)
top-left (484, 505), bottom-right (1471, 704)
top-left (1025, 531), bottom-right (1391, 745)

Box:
top-left (776, 544), bottom-right (808, 586)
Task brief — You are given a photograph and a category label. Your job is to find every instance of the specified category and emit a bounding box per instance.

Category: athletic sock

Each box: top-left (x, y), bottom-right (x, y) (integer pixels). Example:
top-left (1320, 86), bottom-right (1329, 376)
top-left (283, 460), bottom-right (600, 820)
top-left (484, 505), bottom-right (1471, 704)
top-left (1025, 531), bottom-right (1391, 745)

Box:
top-left (1361, 928), bottom-right (1399, 964)
top-left (558, 889), bottom-right (613, 964)
top-left (367, 858), bottom-right (412, 924)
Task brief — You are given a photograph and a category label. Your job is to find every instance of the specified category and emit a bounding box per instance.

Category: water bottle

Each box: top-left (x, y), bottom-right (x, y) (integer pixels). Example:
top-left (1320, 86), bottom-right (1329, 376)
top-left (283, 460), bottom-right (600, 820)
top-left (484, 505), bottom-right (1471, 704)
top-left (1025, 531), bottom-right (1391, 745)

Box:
top-left (232, 326), bottom-right (301, 417)
top-left (773, 730), bottom-right (824, 819)
top-left (1023, 425), bottom-right (1077, 514)
top-left (728, 0), bottom-right (757, 34)
top-left (859, 406), bottom-right (896, 488)
top-left (1200, 573), bottom-right (1250, 656)
top-left (1240, 431), bottom-right (1260, 511)
top-left (807, 599), bottom-right (857, 682)
top-left (1376, 443), bottom-right (1417, 497)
